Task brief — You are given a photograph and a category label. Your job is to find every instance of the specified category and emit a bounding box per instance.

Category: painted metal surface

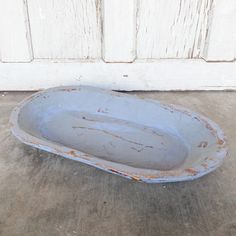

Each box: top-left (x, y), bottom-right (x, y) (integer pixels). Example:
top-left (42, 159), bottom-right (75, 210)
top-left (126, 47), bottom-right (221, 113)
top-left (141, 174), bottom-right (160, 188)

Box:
top-left (10, 86), bottom-right (228, 183)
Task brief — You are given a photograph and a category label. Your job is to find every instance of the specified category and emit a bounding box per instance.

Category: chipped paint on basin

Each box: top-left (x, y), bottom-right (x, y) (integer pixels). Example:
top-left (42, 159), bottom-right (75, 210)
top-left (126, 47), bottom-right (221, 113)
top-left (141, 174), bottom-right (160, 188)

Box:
top-left (10, 86), bottom-right (228, 183)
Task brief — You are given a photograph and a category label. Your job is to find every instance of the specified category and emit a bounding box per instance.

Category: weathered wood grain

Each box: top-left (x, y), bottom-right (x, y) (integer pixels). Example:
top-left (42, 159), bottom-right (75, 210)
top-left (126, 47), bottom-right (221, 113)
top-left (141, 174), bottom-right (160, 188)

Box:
top-left (27, 0), bottom-right (101, 59)
top-left (0, 0), bottom-right (33, 62)
top-left (202, 0), bottom-right (236, 61)
top-left (102, 0), bottom-right (136, 62)
top-left (137, 0), bottom-right (212, 59)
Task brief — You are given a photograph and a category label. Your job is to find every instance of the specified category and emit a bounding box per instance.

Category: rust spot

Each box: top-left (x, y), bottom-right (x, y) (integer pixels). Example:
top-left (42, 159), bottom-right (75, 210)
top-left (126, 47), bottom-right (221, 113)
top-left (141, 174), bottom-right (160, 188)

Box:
top-left (201, 119), bottom-right (227, 148)
top-left (108, 168), bottom-right (120, 174)
top-left (198, 141), bottom-right (208, 148)
top-left (108, 168), bottom-right (141, 181)
top-left (204, 120), bottom-right (219, 137)
top-left (131, 175), bottom-right (141, 181)
top-left (67, 150), bottom-right (77, 156)
top-left (205, 123), bottom-right (215, 132)
top-left (201, 163), bottom-right (208, 168)
top-left (30, 140), bottom-right (41, 145)
top-left (185, 168), bottom-right (198, 175)
top-left (217, 139), bottom-right (224, 145)
top-left (145, 175), bottom-right (157, 179)
top-left (108, 168), bottom-right (130, 178)
top-left (66, 150), bottom-right (91, 160)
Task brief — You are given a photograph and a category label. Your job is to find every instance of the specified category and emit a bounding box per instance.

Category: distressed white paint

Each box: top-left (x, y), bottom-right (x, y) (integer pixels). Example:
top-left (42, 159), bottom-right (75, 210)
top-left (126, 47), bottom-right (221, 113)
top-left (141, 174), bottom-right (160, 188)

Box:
top-left (0, 0), bottom-right (236, 91)
top-left (27, 0), bottom-right (101, 59)
top-left (0, 0), bottom-right (33, 62)
top-left (202, 0), bottom-right (236, 61)
top-left (102, 0), bottom-right (136, 62)
top-left (0, 60), bottom-right (235, 91)
top-left (137, 0), bottom-right (212, 59)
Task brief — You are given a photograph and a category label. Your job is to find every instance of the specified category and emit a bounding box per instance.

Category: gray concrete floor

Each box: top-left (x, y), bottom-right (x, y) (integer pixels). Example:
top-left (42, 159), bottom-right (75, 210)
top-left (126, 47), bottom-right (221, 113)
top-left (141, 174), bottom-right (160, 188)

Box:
top-left (0, 91), bottom-right (236, 236)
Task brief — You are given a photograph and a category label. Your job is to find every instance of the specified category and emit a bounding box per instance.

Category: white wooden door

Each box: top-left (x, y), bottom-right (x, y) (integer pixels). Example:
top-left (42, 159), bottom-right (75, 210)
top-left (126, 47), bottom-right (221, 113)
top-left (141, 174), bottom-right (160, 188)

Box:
top-left (0, 0), bottom-right (236, 90)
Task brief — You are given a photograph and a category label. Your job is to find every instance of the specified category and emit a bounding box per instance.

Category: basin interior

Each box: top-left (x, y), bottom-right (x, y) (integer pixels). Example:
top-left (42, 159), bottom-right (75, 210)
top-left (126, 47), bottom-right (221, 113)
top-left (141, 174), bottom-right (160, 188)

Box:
top-left (17, 88), bottom-right (219, 171)
top-left (39, 110), bottom-right (189, 170)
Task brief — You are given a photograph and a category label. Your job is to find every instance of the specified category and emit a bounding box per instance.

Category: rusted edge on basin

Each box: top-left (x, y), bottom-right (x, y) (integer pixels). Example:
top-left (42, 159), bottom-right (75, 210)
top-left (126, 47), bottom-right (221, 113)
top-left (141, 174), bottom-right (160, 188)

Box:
top-left (9, 86), bottom-right (228, 183)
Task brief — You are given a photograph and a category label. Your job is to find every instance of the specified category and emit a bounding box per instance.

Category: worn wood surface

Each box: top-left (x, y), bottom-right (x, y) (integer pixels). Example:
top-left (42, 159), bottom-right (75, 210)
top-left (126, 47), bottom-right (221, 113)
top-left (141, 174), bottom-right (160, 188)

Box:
top-left (102, 0), bottom-right (136, 62)
top-left (137, 0), bottom-right (212, 59)
top-left (0, 0), bottom-right (236, 91)
top-left (0, 0), bottom-right (33, 62)
top-left (27, 0), bottom-right (101, 59)
top-left (0, 60), bottom-right (236, 91)
top-left (1, 0), bottom-right (236, 62)
top-left (0, 91), bottom-right (236, 236)
top-left (202, 0), bottom-right (236, 61)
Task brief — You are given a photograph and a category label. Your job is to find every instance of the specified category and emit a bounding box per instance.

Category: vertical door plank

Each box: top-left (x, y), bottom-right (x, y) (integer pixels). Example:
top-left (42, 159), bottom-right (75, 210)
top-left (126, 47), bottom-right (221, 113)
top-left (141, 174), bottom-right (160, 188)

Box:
top-left (202, 0), bottom-right (236, 61)
top-left (0, 0), bottom-right (33, 62)
top-left (137, 0), bottom-right (212, 59)
top-left (102, 0), bottom-right (136, 62)
top-left (27, 0), bottom-right (101, 59)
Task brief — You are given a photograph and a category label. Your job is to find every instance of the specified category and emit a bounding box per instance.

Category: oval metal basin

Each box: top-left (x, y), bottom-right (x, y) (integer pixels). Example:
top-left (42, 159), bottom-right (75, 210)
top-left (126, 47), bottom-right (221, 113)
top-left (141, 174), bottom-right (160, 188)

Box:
top-left (10, 86), bottom-right (228, 183)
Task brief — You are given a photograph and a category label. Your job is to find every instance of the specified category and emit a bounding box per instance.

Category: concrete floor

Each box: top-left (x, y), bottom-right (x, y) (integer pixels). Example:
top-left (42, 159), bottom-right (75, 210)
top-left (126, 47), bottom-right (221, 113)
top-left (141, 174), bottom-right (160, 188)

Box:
top-left (0, 91), bottom-right (236, 236)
